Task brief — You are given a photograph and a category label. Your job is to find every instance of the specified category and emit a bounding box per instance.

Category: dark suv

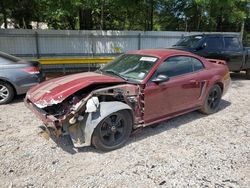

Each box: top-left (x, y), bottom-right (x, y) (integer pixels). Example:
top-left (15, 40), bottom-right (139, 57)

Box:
top-left (173, 34), bottom-right (250, 78)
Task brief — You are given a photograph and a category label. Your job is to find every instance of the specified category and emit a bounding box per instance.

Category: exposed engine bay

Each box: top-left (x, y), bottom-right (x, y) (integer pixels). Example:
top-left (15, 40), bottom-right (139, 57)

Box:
top-left (42, 83), bottom-right (144, 123)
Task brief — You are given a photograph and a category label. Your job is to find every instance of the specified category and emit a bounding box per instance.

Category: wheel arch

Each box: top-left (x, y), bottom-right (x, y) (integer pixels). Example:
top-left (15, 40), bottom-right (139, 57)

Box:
top-left (68, 101), bottom-right (134, 148)
top-left (209, 74), bottom-right (224, 92)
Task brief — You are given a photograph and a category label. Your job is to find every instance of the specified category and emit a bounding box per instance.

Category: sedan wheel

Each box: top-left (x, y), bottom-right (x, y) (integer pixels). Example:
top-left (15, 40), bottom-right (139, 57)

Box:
top-left (200, 84), bottom-right (222, 114)
top-left (0, 82), bottom-right (14, 104)
top-left (92, 110), bottom-right (132, 151)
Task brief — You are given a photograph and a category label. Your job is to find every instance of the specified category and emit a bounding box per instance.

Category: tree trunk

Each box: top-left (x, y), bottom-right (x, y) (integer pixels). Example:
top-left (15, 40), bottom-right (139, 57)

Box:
top-left (3, 11), bottom-right (7, 28)
top-left (79, 8), bottom-right (93, 30)
top-left (144, 0), bottom-right (153, 31)
top-left (149, 0), bottom-right (153, 30)
top-left (68, 17), bottom-right (76, 30)
top-left (216, 7), bottom-right (223, 32)
top-left (0, 1), bottom-right (8, 28)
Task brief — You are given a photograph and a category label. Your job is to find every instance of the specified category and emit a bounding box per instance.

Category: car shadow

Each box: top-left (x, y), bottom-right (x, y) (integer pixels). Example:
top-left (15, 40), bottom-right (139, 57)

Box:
top-left (127, 99), bottom-right (231, 146)
top-left (46, 99), bottom-right (231, 154)
top-left (38, 126), bottom-right (96, 154)
top-left (10, 94), bottom-right (26, 104)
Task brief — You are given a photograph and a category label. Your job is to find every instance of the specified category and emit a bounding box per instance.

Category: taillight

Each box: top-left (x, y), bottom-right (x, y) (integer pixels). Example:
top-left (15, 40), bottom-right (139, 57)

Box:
top-left (22, 67), bottom-right (40, 74)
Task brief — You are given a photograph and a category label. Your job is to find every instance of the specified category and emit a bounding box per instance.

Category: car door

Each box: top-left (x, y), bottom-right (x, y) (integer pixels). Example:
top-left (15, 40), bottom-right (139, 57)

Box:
top-left (143, 56), bottom-right (204, 124)
top-left (222, 37), bottom-right (244, 71)
top-left (197, 36), bottom-right (224, 60)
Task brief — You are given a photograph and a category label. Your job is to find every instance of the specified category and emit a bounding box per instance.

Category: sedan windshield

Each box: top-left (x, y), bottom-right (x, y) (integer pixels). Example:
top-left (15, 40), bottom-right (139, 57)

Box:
top-left (101, 54), bottom-right (158, 81)
top-left (174, 35), bottom-right (204, 48)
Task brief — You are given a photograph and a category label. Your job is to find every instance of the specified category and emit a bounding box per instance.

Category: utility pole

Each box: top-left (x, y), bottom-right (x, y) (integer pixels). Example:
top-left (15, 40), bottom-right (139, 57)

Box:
top-left (240, 19), bottom-right (245, 42)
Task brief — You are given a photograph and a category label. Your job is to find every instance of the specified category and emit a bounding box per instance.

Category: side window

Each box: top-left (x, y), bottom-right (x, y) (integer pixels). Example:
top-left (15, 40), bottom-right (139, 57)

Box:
top-left (224, 37), bottom-right (241, 50)
top-left (153, 56), bottom-right (193, 78)
top-left (204, 37), bottom-right (223, 50)
top-left (192, 57), bottom-right (204, 71)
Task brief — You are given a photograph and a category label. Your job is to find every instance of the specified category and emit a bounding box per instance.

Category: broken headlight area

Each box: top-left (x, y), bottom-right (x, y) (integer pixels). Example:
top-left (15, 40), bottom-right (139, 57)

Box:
top-left (42, 94), bottom-right (87, 118)
top-left (43, 103), bottom-right (69, 118)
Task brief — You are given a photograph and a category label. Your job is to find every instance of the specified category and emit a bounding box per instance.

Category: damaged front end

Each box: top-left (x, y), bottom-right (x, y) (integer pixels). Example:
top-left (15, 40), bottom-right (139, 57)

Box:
top-left (25, 83), bottom-right (145, 147)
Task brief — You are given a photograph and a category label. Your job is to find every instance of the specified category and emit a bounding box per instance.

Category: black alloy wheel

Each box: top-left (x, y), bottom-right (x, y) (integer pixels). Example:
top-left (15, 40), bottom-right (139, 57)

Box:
top-left (92, 110), bottom-right (132, 151)
top-left (200, 84), bottom-right (222, 114)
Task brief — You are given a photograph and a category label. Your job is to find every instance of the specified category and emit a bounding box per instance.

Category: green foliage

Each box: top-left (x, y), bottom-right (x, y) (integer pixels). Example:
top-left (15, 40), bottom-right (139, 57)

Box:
top-left (0, 0), bottom-right (249, 32)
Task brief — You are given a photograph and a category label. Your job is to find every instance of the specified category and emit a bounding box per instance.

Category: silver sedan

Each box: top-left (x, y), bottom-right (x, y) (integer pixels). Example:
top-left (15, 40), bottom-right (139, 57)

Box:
top-left (0, 51), bottom-right (43, 104)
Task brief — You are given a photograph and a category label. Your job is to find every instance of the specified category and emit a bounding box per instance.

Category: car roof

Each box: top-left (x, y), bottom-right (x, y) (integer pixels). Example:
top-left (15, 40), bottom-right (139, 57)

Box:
top-left (127, 48), bottom-right (195, 59)
top-left (187, 33), bottom-right (239, 37)
top-left (0, 51), bottom-right (22, 62)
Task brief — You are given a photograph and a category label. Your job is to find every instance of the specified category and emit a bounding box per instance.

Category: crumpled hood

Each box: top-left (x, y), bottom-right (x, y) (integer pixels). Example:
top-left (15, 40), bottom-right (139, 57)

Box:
top-left (27, 72), bottom-right (125, 108)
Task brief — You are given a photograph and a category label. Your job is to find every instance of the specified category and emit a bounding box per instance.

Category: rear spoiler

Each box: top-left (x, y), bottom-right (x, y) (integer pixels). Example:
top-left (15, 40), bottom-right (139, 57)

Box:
top-left (206, 58), bottom-right (227, 65)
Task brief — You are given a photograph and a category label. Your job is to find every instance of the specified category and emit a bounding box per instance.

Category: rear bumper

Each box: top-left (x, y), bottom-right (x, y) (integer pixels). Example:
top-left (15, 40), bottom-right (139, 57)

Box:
top-left (16, 83), bottom-right (39, 95)
top-left (16, 73), bottom-right (44, 95)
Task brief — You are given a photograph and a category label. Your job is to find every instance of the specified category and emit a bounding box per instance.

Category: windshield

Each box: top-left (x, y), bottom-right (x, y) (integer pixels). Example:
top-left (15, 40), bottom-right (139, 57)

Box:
top-left (174, 35), bottom-right (204, 48)
top-left (101, 54), bottom-right (159, 82)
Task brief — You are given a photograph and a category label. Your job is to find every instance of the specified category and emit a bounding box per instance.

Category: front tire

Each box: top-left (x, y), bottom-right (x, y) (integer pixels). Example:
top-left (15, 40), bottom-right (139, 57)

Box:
top-left (0, 81), bottom-right (15, 105)
top-left (200, 84), bottom-right (222, 115)
top-left (92, 110), bottom-right (133, 151)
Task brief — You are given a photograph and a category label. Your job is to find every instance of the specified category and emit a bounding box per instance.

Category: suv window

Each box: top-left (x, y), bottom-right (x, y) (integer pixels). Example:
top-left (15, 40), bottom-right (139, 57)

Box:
top-left (224, 37), bottom-right (241, 50)
top-left (204, 37), bottom-right (223, 50)
top-left (152, 56), bottom-right (203, 79)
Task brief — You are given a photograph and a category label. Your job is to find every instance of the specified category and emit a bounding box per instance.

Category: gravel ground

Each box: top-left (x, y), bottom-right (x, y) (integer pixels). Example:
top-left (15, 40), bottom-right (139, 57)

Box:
top-left (0, 73), bottom-right (249, 188)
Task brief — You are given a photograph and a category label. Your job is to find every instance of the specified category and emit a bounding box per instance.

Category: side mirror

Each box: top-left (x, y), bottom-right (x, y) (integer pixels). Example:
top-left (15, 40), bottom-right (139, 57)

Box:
top-left (196, 42), bottom-right (207, 51)
top-left (201, 42), bottom-right (207, 49)
top-left (152, 74), bottom-right (169, 84)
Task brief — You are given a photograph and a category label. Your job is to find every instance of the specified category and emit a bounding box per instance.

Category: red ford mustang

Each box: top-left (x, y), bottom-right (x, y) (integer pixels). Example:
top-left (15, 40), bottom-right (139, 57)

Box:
top-left (25, 49), bottom-right (231, 151)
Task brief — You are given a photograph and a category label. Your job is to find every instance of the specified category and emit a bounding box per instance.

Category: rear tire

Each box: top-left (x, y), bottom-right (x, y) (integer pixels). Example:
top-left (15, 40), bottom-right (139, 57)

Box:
top-left (200, 84), bottom-right (222, 115)
top-left (0, 81), bottom-right (15, 105)
top-left (246, 69), bottom-right (250, 80)
top-left (92, 110), bottom-right (133, 151)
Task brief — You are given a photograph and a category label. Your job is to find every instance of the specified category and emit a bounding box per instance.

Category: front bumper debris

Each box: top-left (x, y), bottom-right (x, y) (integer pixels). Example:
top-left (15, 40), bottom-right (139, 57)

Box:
top-left (25, 96), bottom-right (88, 147)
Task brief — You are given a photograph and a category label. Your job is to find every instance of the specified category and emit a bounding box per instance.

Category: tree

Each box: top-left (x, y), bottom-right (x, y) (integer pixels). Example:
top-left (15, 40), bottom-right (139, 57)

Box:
top-left (0, 0), bottom-right (249, 32)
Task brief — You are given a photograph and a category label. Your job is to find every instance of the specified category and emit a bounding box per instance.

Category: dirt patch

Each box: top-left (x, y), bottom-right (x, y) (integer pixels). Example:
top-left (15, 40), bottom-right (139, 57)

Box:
top-left (0, 73), bottom-right (249, 187)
